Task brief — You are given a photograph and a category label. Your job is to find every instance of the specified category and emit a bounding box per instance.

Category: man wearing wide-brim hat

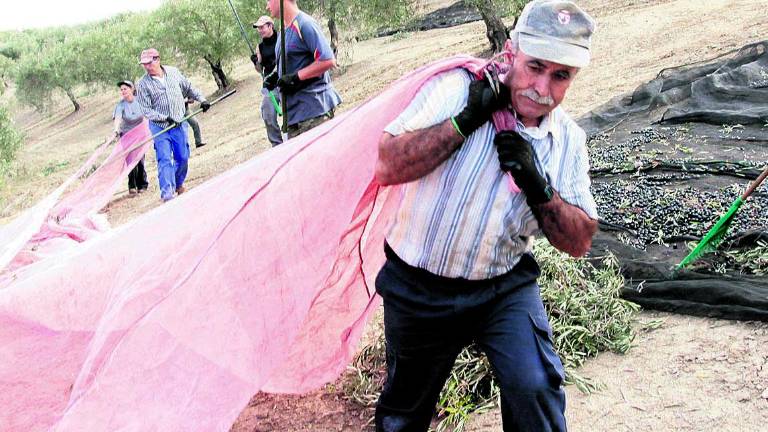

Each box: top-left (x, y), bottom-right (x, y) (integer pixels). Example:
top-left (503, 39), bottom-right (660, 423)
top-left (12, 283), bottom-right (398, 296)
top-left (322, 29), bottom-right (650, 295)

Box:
top-left (372, 1), bottom-right (598, 431)
top-left (135, 48), bottom-right (210, 202)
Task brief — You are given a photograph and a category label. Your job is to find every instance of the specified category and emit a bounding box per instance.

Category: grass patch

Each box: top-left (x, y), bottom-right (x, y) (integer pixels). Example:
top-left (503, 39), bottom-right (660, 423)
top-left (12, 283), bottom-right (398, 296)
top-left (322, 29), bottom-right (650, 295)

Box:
top-left (345, 241), bottom-right (639, 431)
top-left (41, 160), bottom-right (70, 177)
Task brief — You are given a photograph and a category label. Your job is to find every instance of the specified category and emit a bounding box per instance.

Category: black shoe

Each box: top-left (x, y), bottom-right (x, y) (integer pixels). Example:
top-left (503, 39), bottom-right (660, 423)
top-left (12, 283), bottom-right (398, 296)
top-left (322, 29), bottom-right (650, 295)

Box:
top-left (195, 142), bottom-right (206, 148)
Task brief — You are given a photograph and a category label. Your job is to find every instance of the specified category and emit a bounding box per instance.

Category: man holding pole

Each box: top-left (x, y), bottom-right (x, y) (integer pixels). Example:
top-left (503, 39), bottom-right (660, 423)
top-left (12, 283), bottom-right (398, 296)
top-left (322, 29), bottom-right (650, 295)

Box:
top-left (266, 0), bottom-right (341, 139)
top-left (251, 16), bottom-right (283, 146)
top-left (135, 48), bottom-right (210, 202)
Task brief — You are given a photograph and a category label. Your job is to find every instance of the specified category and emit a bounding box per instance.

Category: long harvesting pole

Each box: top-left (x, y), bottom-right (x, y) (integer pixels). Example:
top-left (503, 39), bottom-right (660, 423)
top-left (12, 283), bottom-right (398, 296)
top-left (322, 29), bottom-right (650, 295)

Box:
top-left (224, 1), bottom-right (282, 116)
top-left (279, 0), bottom-right (288, 134)
top-left (105, 90), bottom-right (237, 163)
top-left (226, 0), bottom-right (256, 55)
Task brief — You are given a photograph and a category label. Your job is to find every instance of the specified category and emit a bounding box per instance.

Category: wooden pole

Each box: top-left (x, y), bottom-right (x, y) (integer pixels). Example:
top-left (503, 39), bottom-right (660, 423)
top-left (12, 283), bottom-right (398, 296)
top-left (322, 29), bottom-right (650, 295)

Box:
top-left (279, 0), bottom-right (288, 135)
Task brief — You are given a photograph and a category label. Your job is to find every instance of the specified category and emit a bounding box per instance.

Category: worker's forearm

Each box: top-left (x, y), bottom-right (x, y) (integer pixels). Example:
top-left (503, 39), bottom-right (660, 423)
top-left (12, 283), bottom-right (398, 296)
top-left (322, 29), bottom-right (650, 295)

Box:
top-left (298, 59), bottom-right (336, 80)
top-left (532, 192), bottom-right (597, 257)
top-left (374, 120), bottom-right (463, 186)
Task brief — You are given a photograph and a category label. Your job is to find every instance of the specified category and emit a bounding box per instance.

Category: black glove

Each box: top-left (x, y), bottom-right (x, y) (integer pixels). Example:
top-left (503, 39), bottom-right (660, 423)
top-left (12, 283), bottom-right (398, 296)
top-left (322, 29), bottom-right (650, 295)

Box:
top-left (452, 78), bottom-right (510, 138)
top-left (200, 101), bottom-right (211, 112)
top-left (264, 71), bottom-right (279, 91)
top-left (277, 72), bottom-right (306, 95)
top-left (250, 54), bottom-right (260, 69)
top-left (495, 131), bottom-right (553, 206)
top-left (165, 117), bottom-right (180, 129)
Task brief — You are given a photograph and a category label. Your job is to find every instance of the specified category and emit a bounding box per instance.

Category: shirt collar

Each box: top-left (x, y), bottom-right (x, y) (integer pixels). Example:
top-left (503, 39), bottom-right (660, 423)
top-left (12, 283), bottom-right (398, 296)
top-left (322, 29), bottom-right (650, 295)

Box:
top-left (514, 108), bottom-right (562, 145)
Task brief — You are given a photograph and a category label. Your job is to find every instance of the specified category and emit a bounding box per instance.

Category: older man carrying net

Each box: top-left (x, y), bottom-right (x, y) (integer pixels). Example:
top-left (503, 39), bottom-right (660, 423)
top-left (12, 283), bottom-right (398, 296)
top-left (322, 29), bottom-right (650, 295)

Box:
top-left (372, 1), bottom-right (599, 431)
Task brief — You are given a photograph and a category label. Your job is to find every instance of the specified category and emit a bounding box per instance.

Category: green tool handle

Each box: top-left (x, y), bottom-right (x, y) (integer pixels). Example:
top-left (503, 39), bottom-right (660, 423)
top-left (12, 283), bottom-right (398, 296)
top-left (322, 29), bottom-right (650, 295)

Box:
top-left (268, 91), bottom-right (282, 116)
top-left (675, 197), bottom-right (743, 270)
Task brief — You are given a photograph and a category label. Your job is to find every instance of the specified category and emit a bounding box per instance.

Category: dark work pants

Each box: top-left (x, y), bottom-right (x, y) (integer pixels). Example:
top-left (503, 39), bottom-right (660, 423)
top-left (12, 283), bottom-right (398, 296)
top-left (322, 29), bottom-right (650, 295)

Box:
top-left (185, 106), bottom-right (203, 145)
top-left (374, 244), bottom-right (566, 432)
top-left (261, 88), bottom-right (283, 146)
top-left (127, 156), bottom-right (148, 191)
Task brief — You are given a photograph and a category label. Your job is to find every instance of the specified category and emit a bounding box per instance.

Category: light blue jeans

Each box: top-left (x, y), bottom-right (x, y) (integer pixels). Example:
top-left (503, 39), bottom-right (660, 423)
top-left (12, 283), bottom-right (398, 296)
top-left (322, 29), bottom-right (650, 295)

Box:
top-left (150, 122), bottom-right (189, 201)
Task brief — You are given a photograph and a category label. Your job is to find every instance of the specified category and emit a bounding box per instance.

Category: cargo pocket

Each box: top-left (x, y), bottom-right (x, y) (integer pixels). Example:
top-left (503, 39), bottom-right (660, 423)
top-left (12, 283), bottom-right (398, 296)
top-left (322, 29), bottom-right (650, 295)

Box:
top-left (528, 313), bottom-right (565, 387)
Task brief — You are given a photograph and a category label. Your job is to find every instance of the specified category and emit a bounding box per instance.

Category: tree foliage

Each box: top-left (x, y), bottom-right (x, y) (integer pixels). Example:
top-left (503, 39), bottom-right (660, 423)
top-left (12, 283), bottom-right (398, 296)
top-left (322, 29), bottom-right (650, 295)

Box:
top-left (285, 0), bottom-right (413, 59)
top-left (5, 15), bottom-right (152, 111)
top-left (13, 35), bottom-right (84, 112)
top-left (1, 0), bottom-right (522, 110)
top-left (73, 14), bottom-right (149, 86)
top-left (297, 0), bottom-right (412, 27)
top-left (14, 53), bottom-right (62, 112)
top-left (0, 56), bottom-right (14, 95)
top-left (151, 0), bottom-right (256, 91)
top-left (0, 103), bottom-right (22, 188)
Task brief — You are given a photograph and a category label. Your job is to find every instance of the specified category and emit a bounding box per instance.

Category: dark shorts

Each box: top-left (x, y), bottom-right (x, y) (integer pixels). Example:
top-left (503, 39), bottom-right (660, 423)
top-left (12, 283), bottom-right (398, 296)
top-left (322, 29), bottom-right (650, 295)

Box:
top-left (286, 109), bottom-right (334, 139)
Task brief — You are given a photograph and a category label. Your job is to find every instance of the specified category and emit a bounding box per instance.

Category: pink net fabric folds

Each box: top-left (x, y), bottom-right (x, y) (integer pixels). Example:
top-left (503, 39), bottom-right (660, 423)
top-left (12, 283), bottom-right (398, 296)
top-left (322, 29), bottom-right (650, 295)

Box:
top-left (0, 57), bottom-right (486, 431)
top-left (0, 121), bottom-right (152, 276)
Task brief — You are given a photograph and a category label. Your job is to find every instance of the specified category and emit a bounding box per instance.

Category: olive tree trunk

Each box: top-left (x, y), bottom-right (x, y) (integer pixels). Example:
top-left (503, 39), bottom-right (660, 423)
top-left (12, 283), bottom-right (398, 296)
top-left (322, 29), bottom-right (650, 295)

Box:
top-left (205, 57), bottom-right (229, 91)
top-left (474, 0), bottom-right (509, 53)
top-left (324, 0), bottom-right (339, 57)
top-left (328, 17), bottom-right (339, 57)
top-left (63, 87), bottom-right (81, 112)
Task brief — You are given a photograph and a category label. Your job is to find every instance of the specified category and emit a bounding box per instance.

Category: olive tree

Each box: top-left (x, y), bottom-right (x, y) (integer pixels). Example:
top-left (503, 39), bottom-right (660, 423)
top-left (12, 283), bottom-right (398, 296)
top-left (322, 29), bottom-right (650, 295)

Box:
top-left (308, 0), bottom-right (412, 56)
top-left (0, 56), bottom-right (14, 94)
top-left (466, 0), bottom-right (529, 52)
top-left (0, 102), bottom-right (23, 191)
top-left (74, 14), bottom-right (150, 87)
top-left (7, 26), bottom-right (88, 112)
top-left (0, 104), bottom-right (21, 168)
top-left (14, 46), bottom-right (81, 112)
top-left (248, 0), bottom-right (412, 58)
top-left (151, 0), bottom-right (250, 91)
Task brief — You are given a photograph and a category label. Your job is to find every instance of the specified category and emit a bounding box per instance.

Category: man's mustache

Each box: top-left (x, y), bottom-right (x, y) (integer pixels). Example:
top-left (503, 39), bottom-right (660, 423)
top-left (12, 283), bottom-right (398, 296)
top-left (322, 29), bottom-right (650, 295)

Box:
top-left (521, 88), bottom-right (554, 106)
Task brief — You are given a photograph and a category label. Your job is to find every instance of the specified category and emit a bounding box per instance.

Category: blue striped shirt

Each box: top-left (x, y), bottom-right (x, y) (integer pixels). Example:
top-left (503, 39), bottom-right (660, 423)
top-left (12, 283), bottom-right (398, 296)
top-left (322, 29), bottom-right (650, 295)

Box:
top-left (136, 66), bottom-right (205, 128)
top-left (384, 69), bottom-right (598, 280)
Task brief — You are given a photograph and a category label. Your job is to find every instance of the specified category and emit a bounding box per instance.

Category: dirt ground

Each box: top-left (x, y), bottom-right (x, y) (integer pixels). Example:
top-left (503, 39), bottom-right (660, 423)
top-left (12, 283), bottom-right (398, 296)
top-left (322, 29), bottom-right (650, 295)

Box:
top-left (3, 0), bottom-right (768, 431)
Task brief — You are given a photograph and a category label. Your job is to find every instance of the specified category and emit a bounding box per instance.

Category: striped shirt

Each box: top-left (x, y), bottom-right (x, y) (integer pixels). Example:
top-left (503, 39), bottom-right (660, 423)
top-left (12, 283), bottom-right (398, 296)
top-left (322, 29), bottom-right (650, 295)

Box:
top-left (384, 69), bottom-right (598, 280)
top-left (136, 66), bottom-right (205, 128)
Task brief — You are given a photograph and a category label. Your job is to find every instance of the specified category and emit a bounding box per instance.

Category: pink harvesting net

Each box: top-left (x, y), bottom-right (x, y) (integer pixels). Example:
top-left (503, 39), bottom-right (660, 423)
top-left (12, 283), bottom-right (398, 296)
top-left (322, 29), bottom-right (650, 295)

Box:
top-left (0, 57), bottom-right (496, 431)
top-left (0, 121), bottom-right (152, 276)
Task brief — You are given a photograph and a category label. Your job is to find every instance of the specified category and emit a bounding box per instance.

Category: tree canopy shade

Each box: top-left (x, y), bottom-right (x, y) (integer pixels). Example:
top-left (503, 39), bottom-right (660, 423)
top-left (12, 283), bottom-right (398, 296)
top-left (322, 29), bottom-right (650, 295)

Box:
top-left (151, 0), bottom-right (255, 91)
